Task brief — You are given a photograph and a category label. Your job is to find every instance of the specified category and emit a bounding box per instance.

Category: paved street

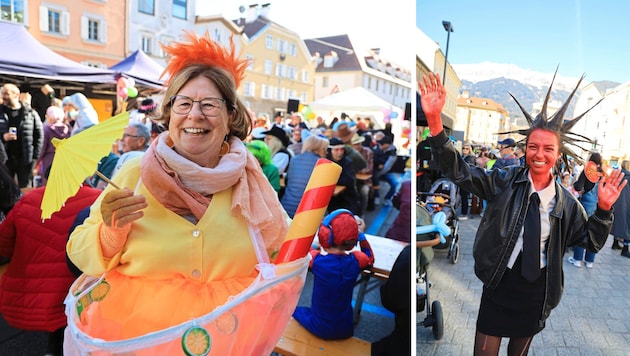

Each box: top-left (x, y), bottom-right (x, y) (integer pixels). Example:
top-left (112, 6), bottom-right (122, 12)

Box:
top-left (417, 215), bottom-right (630, 355)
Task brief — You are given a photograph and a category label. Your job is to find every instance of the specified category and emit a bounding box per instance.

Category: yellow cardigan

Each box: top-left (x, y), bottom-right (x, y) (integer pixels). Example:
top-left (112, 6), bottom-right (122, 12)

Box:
top-left (67, 159), bottom-right (258, 282)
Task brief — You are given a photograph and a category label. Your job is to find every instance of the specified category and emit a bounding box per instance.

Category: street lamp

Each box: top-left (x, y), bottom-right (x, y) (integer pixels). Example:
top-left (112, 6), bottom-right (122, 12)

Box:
top-left (442, 20), bottom-right (453, 85)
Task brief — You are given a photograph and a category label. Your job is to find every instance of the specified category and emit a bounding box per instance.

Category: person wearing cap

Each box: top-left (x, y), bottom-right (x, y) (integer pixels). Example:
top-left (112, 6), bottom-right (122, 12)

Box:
top-left (372, 135), bottom-right (398, 206)
top-left (351, 133), bottom-right (373, 215)
top-left (335, 122), bottom-right (367, 174)
top-left (493, 137), bottom-right (521, 169)
top-left (327, 137), bottom-right (360, 215)
top-left (262, 125), bottom-right (292, 175)
top-left (249, 126), bottom-right (267, 142)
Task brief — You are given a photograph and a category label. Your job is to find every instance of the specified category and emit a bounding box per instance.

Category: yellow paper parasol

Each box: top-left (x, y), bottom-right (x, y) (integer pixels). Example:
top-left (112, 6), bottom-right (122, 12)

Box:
top-left (40, 112), bottom-right (129, 220)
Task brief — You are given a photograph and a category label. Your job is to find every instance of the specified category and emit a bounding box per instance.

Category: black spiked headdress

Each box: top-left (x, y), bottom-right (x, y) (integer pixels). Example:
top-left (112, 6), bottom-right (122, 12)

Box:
top-left (499, 69), bottom-right (603, 166)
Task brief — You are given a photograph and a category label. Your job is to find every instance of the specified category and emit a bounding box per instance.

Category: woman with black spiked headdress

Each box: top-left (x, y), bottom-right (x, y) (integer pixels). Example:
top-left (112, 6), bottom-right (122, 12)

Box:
top-left (419, 71), bottom-right (627, 355)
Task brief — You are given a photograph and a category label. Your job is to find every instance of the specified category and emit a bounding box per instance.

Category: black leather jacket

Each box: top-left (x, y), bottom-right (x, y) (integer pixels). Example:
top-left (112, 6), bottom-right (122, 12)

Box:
top-left (430, 131), bottom-right (613, 325)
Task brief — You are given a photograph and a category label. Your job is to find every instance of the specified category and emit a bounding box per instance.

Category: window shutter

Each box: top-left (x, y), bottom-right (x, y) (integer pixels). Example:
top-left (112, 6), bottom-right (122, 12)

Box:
top-left (101, 20), bottom-right (108, 43)
top-left (39, 6), bottom-right (49, 32)
top-left (61, 12), bottom-right (70, 35)
top-left (81, 16), bottom-right (88, 40)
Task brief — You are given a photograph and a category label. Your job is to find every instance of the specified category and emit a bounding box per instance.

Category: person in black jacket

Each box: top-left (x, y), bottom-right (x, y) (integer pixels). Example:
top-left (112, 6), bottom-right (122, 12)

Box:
top-left (0, 83), bottom-right (43, 188)
top-left (420, 71), bottom-right (627, 356)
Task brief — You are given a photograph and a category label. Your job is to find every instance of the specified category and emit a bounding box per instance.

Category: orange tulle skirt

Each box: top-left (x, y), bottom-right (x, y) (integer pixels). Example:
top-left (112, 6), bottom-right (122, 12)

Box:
top-left (63, 258), bottom-right (309, 356)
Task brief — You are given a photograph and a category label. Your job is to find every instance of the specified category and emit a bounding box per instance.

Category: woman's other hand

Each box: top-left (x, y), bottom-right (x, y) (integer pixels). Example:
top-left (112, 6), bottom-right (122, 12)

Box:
top-left (597, 168), bottom-right (628, 211)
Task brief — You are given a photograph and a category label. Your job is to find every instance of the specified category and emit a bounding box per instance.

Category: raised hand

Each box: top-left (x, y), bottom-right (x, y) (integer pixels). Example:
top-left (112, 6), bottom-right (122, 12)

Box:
top-left (596, 169), bottom-right (628, 211)
top-left (418, 72), bottom-right (446, 136)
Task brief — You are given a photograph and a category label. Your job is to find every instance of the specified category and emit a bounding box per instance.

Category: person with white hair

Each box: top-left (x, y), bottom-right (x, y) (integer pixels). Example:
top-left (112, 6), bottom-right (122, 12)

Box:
top-left (64, 92), bottom-right (99, 136)
top-left (36, 106), bottom-right (70, 185)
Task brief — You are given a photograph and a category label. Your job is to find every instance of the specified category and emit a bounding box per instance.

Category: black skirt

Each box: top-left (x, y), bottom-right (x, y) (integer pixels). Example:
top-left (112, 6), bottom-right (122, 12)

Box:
top-left (476, 255), bottom-right (547, 337)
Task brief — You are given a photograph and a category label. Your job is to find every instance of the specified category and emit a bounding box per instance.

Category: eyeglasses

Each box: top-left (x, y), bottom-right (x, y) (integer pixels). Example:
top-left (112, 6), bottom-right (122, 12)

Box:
top-left (169, 95), bottom-right (226, 117)
top-left (122, 133), bottom-right (141, 139)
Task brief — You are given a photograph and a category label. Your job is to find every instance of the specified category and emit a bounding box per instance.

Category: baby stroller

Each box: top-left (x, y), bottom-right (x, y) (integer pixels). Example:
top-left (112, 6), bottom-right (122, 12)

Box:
top-left (418, 178), bottom-right (461, 264)
top-left (415, 203), bottom-right (450, 340)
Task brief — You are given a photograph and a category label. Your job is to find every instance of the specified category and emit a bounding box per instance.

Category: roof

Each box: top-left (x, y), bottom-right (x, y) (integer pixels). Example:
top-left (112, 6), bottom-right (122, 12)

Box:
top-left (304, 35), bottom-right (361, 72)
top-left (0, 21), bottom-right (113, 83)
top-left (458, 96), bottom-right (508, 114)
top-left (109, 50), bottom-right (165, 88)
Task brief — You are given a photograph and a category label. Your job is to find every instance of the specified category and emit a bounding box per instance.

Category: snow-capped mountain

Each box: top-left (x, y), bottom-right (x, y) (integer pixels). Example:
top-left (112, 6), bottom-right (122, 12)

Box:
top-left (453, 62), bottom-right (584, 91)
top-left (451, 62), bottom-right (619, 121)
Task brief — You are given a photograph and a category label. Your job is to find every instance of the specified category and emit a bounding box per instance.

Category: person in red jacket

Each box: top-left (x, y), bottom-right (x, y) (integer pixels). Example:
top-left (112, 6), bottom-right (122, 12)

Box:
top-left (0, 183), bottom-right (100, 356)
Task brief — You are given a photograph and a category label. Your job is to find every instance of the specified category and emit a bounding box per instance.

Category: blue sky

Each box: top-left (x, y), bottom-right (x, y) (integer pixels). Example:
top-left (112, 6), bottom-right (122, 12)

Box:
top-left (417, 0), bottom-right (630, 83)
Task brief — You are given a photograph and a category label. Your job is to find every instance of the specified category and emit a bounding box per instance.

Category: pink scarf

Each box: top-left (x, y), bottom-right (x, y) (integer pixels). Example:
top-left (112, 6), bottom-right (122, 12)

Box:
top-left (141, 133), bottom-right (287, 252)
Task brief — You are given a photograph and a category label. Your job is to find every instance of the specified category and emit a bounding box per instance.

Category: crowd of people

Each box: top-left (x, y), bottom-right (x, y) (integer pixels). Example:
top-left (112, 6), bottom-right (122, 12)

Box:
top-left (0, 32), bottom-right (411, 355)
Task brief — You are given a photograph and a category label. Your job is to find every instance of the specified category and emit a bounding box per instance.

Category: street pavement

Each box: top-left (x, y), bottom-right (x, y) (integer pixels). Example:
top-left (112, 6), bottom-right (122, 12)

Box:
top-left (417, 214), bottom-right (630, 355)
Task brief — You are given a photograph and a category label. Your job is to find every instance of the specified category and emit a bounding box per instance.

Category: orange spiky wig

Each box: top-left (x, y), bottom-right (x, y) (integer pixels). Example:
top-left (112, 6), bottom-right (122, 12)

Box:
top-left (500, 69), bottom-right (603, 166)
top-left (160, 31), bottom-right (248, 89)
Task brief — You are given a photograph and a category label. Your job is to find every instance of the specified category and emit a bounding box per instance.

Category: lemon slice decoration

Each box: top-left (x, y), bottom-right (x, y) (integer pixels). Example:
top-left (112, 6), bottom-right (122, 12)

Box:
top-left (215, 312), bottom-right (237, 334)
top-left (182, 326), bottom-right (211, 356)
top-left (88, 280), bottom-right (110, 302)
top-left (76, 294), bottom-right (91, 317)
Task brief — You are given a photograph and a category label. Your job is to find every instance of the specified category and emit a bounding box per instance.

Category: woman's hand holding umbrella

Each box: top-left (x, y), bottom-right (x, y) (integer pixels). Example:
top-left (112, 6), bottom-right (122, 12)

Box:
top-left (99, 188), bottom-right (147, 257)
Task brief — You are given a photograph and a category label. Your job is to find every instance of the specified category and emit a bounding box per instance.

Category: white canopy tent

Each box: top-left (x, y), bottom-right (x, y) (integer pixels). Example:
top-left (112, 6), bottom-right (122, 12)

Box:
top-left (309, 86), bottom-right (402, 116)
top-left (308, 87), bottom-right (408, 154)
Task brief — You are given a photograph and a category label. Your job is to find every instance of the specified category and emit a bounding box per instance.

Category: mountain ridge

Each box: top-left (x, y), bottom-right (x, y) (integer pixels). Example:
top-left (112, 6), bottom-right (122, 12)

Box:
top-left (453, 62), bottom-right (620, 121)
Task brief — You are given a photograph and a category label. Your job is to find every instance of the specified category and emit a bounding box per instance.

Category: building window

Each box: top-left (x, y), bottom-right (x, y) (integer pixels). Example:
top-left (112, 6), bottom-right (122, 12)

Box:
top-left (39, 6), bottom-right (70, 35)
top-left (289, 43), bottom-right (297, 57)
top-left (275, 87), bottom-right (285, 101)
top-left (322, 76), bottom-right (329, 88)
top-left (265, 35), bottom-right (273, 49)
top-left (138, 0), bottom-right (154, 15)
top-left (264, 59), bottom-right (272, 75)
top-left (172, 0), bottom-right (187, 19)
top-left (261, 84), bottom-right (272, 99)
top-left (245, 54), bottom-right (254, 71)
top-left (81, 15), bottom-right (107, 43)
top-left (287, 66), bottom-right (297, 81)
top-left (275, 63), bottom-right (286, 78)
top-left (277, 39), bottom-right (286, 54)
top-left (1, 0), bottom-right (25, 23)
top-left (301, 70), bottom-right (309, 83)
top-left (141, 35), bottom-right (152, 54)
top-left (243, 82), bottom-right (255, 97)
top-left (47, 9), bottom-right (60, 33)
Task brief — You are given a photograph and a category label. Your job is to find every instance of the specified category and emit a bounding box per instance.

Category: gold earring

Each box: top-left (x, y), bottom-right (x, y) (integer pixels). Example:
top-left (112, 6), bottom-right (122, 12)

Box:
top-left (220, 139), bottom-right (230, 156)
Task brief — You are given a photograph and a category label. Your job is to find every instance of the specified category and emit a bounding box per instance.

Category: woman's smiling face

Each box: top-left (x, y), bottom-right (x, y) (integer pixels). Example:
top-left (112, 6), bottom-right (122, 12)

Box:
top-left (168, 75), bottom-right (231, 168)
top-left (526, 129), bottom-right (560, 178)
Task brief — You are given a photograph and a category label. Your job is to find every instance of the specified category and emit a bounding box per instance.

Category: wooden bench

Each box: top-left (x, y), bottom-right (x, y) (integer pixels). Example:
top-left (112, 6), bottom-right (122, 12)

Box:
top-left (273, 318), bottom-right (371, 355)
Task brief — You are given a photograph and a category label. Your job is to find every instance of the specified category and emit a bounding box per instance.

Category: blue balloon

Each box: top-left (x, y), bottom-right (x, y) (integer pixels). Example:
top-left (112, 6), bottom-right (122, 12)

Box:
top-left (390, 111), bottom-right (398, 118)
